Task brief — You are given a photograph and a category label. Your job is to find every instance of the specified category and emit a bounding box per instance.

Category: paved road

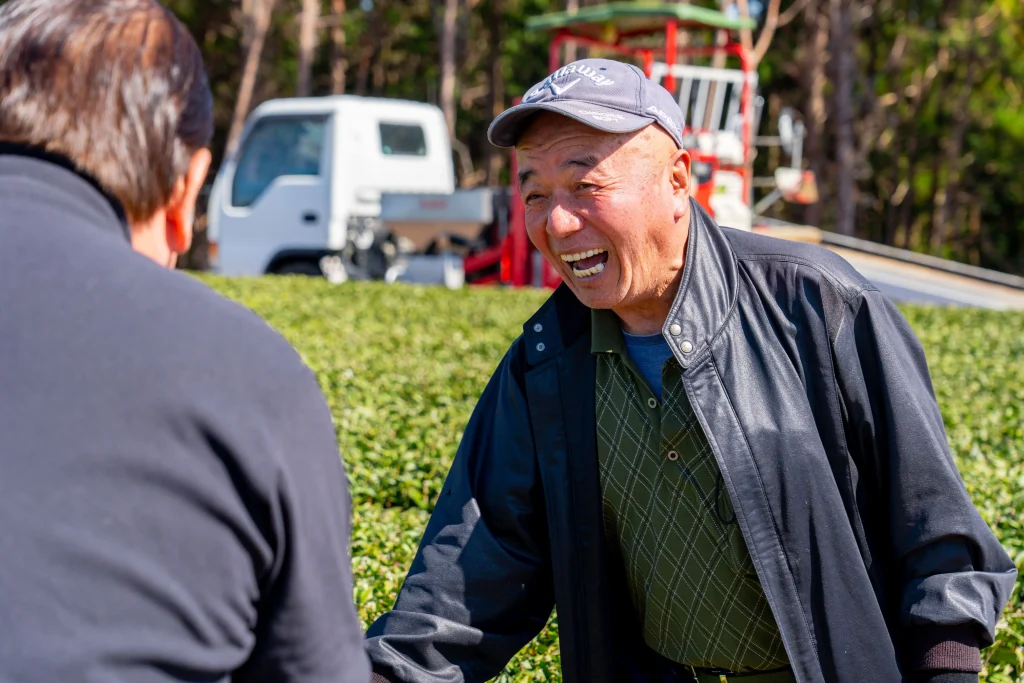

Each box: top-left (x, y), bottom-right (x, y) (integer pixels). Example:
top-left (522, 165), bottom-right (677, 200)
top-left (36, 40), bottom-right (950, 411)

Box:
top-left (871, 281), bottom-right (968, 308)
top-left (827, 247), bottom-right (1024, 311)
top-left (754, 223), bottom-right (1024, 311)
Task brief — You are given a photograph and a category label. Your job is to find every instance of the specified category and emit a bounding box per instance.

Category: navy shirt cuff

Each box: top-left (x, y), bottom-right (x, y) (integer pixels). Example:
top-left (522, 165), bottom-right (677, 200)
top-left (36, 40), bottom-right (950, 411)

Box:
top-left (909, 624), bottom-right (982, 673)
top-left (913, 673), bottom-right (979, 683)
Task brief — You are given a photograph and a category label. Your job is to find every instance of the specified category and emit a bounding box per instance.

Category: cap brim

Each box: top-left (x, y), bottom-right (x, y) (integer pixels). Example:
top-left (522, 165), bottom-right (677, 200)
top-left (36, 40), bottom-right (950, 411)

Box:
top-left (487, 100), bottom-right (655, 148)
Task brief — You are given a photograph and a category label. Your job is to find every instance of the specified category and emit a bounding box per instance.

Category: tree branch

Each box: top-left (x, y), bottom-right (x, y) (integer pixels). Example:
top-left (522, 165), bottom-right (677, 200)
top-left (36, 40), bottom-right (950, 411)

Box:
top-left (777, 0), bottom-right (811, 28)
top-left (752, 0), bottom-right (783, 65)
top-left (734, 0), bottom-right (755, 57)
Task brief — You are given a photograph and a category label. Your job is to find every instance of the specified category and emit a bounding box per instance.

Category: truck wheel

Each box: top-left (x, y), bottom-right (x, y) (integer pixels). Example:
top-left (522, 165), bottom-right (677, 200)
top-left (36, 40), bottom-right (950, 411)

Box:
top-left (274, 260), bottom-right (323, 277)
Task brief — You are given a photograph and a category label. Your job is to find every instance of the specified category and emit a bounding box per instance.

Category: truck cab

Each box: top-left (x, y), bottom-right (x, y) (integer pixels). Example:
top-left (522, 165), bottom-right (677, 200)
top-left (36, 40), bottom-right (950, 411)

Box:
top-left (206, 95), bottom-right (456, 277)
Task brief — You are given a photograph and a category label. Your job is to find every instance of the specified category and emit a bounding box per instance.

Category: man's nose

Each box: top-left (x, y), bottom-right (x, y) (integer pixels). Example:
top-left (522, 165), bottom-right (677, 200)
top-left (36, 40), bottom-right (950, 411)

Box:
top-left (547, 200), bottom-right (583, 238)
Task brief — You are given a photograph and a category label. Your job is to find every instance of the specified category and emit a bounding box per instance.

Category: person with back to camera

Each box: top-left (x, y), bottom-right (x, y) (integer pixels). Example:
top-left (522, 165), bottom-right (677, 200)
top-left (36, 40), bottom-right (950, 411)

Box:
top-left (0, 1), bottom-right (370, 681)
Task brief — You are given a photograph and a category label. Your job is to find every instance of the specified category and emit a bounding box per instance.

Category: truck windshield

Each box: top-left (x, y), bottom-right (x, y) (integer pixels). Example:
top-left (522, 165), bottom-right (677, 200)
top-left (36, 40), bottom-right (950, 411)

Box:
top-left (232, 116), bottom-right (327, 208)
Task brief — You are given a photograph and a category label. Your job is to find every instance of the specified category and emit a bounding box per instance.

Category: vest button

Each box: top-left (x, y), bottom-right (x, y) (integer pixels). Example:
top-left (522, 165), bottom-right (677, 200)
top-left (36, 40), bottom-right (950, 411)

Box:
top-left (667, 450), bottom-right (679, 461)
top-left (533, 323), bottom-right (544, 333)
top-left (536, 342), bottom-right (546, 352)
top-left (647, 397), bottom-right (658, 409)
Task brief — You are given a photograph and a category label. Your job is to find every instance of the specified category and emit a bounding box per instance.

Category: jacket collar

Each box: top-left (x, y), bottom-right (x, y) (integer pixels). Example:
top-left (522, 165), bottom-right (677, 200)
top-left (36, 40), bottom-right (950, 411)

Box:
top-left (660, 198), bottom-right (739, 370)
top-left (523, 198), bottom-right (738, 370)
top-left (0, 142), bottom-right (131, 243)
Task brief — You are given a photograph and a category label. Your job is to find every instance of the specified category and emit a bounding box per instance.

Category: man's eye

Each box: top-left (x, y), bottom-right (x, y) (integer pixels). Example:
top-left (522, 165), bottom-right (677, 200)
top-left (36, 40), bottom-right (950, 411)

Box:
top-left (525, 193), bottom-right (545, 204)
top-left (576, 182), bottom-right (595, 192)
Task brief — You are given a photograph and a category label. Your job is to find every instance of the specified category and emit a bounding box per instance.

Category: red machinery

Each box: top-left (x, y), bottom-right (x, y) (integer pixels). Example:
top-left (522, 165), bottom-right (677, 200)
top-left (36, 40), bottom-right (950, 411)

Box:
top-left (464, 2), bottom-right (802, 289)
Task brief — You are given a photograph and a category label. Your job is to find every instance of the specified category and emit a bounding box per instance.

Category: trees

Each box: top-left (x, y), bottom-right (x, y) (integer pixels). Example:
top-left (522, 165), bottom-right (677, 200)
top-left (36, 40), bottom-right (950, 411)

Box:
top-left (759, 0), bottom-right (1024, 272)
top-left (296, 0), bottom-right (320, 97)
top-left (330, 0), bottom-right (348, 94)
top-left (166, 0), bottom-right (1024, 276)
top-left (226, 0), bottom-right (278, 155)
top-left (439, 0), bottom-right (460, 139)
top-left (828, 0), bottom-right (855, 237)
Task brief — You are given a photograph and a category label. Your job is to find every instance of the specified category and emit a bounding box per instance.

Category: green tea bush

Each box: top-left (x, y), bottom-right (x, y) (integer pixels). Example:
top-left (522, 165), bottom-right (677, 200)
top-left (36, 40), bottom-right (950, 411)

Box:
top-left (199, 274), bottom-right (1023, 682)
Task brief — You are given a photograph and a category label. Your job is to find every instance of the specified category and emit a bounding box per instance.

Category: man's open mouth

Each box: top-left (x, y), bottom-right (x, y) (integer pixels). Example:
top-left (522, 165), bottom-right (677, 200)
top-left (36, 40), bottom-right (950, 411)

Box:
top-left (561, 248), bottom-right (609, 279)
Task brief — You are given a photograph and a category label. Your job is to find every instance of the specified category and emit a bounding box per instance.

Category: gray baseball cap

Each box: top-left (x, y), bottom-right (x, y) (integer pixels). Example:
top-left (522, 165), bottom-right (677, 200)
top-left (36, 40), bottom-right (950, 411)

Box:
top-left (487, 58), bottom-right (685, 149)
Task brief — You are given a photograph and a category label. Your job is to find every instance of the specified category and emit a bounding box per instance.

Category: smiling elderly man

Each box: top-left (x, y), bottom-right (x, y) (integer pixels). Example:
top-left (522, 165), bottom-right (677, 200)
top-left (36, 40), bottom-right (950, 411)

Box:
top-left (364, 59), bottom-right (1016, 683)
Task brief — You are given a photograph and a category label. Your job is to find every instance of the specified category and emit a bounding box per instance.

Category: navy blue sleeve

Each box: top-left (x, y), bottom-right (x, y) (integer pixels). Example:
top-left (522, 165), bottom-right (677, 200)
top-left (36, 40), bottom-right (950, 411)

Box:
top-left (234, 365), bottom-right (371, 683)
top-left (830, 288), bottom-right (1017, 671)
top-left (364, 343), bottom-right (555, 683)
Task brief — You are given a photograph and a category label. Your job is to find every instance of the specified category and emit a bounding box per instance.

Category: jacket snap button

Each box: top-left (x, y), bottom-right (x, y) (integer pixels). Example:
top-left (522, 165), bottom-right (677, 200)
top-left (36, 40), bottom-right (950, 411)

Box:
top-left (647, 397), bottom-right (657, 409)
top-left (533, 323), bottom-right (543, 333)
top-left (536, 342), bottom-right (546, 352)
top-left (669, 323), bottom-right (682, 336)
top-left (680, 340), bottom-right (694, 354)
top-left (667, 450), bottom-right (679, 461)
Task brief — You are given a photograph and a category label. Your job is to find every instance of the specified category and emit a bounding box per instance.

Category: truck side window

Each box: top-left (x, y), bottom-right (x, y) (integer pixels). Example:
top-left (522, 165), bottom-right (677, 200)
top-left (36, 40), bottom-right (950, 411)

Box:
top-left (379, 123), bottom-right (427, 156)
top-left (231, 116), bottom-right (327, 208)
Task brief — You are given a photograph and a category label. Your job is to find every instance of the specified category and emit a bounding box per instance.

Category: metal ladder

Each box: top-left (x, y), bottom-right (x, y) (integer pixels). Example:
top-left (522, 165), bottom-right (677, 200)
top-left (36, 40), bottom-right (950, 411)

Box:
top-left (649, 62), bottom-right (763, 138)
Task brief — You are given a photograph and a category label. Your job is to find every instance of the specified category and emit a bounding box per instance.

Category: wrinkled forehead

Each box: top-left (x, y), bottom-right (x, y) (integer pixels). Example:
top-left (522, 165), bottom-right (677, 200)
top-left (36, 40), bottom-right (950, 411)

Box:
top-left (516, 112), bottom-right (639, 156)
top-left (515, 118), bottom-right (662, 193)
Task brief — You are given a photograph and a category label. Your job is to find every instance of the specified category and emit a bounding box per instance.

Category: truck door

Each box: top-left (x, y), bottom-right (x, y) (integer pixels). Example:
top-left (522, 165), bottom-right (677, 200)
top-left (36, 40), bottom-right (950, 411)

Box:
top-left (211, 114), bottom-right (332, 275)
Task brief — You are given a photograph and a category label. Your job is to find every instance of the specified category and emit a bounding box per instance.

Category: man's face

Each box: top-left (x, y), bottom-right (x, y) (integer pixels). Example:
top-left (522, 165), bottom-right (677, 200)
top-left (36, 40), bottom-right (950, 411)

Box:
top-left (515, 113), bottom-right (691, 312)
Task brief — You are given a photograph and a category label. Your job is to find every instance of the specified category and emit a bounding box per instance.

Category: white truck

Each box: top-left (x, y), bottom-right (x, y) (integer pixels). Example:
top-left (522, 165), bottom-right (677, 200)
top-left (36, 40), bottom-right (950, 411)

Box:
top-left (206, 95), bottom-right (496, 286)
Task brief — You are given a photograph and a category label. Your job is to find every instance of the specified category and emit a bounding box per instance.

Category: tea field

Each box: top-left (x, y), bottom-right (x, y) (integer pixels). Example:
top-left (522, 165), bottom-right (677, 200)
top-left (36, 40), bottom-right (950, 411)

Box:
top-left (198, 274), bottom-right (1024, 683)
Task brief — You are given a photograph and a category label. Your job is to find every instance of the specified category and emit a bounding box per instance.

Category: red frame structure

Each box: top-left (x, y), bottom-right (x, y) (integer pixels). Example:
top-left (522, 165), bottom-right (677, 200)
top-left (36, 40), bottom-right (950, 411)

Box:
top-left (465, 4), bottom-right (758, 289)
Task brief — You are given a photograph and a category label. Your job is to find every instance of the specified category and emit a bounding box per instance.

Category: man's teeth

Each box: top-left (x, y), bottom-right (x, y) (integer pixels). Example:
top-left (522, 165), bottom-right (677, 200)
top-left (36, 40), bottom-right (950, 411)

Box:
top-left (572, 262), bottom-right (605, 278)
top-left (560, 248), bottom-right (606, 263)
top-left (559, 248), bottom-right (607, 278)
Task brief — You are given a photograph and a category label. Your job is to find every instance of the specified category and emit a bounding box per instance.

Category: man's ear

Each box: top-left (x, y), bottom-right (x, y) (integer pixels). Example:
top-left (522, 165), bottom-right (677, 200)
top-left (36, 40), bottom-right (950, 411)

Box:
top-left (166, 148), bottom-right (213, 256)
top-left (670, 148), bottom-right (692, 221)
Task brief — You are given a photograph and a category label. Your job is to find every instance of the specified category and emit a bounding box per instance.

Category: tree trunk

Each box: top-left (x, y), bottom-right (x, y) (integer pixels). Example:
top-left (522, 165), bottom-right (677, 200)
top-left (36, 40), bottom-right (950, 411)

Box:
top-left (829, 0), bottom-right (856, 236)
top-left (330, 0), bottom-right (347, 94)
top-left (440, 0), bottom-right (459, 139)
top-left (918, 0), bottom-right (959, 251)
top-left (882, 129), bottom-right (903, 246)
top-left (734, 0), bottom-right (755, 58)
top-left (896, 17), bottom-right (952, 248)
top-left (801, 0), bottom-right (828, 228)
top-left (354, 1), bottom-right (380, 96)
top-left (486, 0), bottom-right (506, 185)
top-left (297, 0), bottom-right (320, 97)
top-left (922, 146), bottom-right (944, 251)
top-left (899, 74), bottom-right (949, 249)
top-left (931, 5), bottom-right (979, 254)
top-left (227, 0), bottom-right (277, 155)
top-left (896, 147), bottom-right (919, 249)
top-left (745, 0), bottom-right (782, 66)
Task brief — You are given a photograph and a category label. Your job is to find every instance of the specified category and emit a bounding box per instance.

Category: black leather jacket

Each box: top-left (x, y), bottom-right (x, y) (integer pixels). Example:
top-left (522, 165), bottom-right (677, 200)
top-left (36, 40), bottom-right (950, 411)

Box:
top-left (365, 200), bottom-right (1017, 683)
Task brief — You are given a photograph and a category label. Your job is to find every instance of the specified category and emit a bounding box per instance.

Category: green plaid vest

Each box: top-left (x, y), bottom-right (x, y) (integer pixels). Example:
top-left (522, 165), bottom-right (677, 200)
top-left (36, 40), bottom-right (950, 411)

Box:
top-left (591, 308), bottom-right (789, 672)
